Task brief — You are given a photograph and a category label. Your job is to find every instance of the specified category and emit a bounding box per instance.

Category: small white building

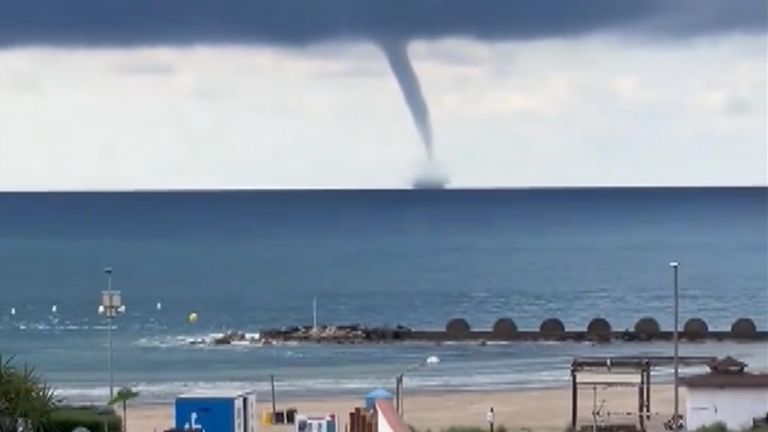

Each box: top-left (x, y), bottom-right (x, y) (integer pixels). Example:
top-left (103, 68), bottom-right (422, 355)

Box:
top-left (683, 357), bottom-right (768, 431)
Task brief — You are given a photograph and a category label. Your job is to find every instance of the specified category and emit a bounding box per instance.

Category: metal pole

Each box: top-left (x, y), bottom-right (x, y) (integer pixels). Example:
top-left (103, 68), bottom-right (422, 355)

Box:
top-left (571, 367), bottom-right (578, 431)
top-left (645, 364), bottom-right (651, 420)
top-left (313, 297), bottom-right (317, 330)
top-left (395, 375), bottom-right (401, 414)
top-left (671, 262), bottom-right (680, 430)
top-left (400, 374), bottom-right (405, 418)
top-left (271, 374), bottom-right (277, 422)
top-left (106, 268), bottom-right (114, 400)
top-left (638, 372), bottom-right (645, 431)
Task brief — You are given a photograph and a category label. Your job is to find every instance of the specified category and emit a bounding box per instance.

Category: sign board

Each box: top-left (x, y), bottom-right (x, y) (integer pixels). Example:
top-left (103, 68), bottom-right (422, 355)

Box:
top-left (176, 397), bottom-right (237, 432)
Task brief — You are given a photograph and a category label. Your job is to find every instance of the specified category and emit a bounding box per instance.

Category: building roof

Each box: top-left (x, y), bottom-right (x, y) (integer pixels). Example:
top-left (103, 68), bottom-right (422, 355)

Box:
top-left (572, 356), bottom-right (716, 371)
top-left (177, 390), bottom-right (253, 399)
top-left (375, 400), bottom-right (409, 432)
top-left (682, 372), bottom-right (768, 388)
top-left (682, 356), bottom-right (768, 388)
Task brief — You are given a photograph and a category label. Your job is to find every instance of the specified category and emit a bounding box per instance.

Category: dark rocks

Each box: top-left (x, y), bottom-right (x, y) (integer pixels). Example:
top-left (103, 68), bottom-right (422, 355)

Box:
top-left (213, 330), bottom-right (247, 345)
top-left (262, 324), bottom-right (413, 344)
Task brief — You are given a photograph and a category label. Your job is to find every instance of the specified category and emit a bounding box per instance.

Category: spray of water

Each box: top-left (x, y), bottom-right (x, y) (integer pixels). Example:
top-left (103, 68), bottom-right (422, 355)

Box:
top-left (381, 40), bottom-right (433, 160)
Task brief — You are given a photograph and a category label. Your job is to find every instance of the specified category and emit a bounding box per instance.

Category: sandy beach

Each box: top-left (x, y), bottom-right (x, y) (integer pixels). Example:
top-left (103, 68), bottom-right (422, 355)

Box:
top-left (129, 385), bottom-right (684, 432)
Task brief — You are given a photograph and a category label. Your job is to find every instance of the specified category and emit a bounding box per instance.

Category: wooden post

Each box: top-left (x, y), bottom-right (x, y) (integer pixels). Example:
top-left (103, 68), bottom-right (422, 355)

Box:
top-left (349, 411), bottom-right (355, 432)
top-left (395, 375), bottom-right (401, 414)
top-left (271, 374), bottom-right (277, 423)
top-left (639, 371), bottom-right (645, 431)
top-left (353, 407), bottom-right (362, 432)
top-left (645, 364), bottom-right (652, 420)
top-left (571, 367), bottom-right (578, 431)
top-left (400, 375), bottom-right (406, 418)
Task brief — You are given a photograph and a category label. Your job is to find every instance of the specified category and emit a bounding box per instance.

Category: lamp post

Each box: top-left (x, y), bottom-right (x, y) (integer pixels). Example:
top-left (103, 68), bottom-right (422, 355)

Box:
top-left (99, 267), bottom-right (125, 400)
top-left (670, 261), bottom-right (680, 430)
top-left (395, 355), bottom-right (439, 417)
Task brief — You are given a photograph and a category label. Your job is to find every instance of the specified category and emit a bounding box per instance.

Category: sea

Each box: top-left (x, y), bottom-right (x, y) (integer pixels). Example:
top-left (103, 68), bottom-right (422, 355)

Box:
top-left (0, 188), bottom-right (766, 404)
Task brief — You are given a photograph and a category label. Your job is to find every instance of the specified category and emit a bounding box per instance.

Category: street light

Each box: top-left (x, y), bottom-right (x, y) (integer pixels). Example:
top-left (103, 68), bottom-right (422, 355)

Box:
top-left (99, 267), bottom-right (125, 400)
top-left (395, 355), bottom-right (440, 417)
top-left (670, 261), bottom-right (680, 430)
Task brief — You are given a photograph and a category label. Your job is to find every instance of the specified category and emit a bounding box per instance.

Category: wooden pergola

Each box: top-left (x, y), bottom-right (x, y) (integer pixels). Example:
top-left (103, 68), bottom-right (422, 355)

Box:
top-left (570, 356), bottom-right (716, 431)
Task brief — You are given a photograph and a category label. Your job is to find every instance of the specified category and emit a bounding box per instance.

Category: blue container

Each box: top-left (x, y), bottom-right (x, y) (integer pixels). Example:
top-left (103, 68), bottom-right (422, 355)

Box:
top-left (176, 392), bottom-right (256, 432)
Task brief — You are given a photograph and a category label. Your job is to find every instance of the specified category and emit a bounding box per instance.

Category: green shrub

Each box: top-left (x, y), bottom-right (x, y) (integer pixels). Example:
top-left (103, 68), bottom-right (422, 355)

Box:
top-left (693, 423), bottom-right (728, 432)
top-left (441, 427), bottom-right (510, 432)
top-left (442, 427), bottom-right (487, 432)
top-left (0, 355), bottom-right (57, 430)
top-left (45, 407), bottom-right (122, 432)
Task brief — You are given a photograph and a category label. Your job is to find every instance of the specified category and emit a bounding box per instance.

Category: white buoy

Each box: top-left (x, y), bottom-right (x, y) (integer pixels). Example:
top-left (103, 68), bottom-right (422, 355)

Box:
top-left (51, 305), bottom-right (57, 314)
top-left (156, 302), bottom-right (162, 311)
top-left (10, 307), bottom-right (15, 316)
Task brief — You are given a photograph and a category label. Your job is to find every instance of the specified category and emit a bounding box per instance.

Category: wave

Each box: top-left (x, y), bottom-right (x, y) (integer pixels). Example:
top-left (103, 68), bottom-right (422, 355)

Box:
top-left (1, 320), bottom-right (178, 335)
top-left (134, 333), bottom-right (263, 349)
top-left (53, 370), bottom-right (573, 404)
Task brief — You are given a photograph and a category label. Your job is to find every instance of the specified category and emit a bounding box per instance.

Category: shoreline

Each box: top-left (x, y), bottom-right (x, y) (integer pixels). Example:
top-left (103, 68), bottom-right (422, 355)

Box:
top-left (101, 382), bottom-right (580, 407)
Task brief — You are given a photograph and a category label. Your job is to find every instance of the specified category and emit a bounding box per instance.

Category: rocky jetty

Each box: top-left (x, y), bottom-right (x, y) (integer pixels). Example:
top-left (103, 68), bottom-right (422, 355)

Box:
top-left (189, 330), bottom-right (261, 346)
top-left (261, 324), bottom-right (412, 344)
top-left (186, 317), bottom-right (766, 346)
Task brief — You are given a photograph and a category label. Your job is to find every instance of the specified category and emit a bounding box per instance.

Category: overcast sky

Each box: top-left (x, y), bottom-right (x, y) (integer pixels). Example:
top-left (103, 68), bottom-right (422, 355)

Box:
top-left (0, 1), bottom-right (766, 189)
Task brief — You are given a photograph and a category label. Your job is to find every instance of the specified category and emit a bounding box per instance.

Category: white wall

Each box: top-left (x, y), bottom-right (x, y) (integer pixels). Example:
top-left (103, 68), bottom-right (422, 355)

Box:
top-left (375, 400), bottom-right (407, 432)
top-left (378, 414), bottom-right (395, 432)
top-left (686, 388), bottom-right (768, 430)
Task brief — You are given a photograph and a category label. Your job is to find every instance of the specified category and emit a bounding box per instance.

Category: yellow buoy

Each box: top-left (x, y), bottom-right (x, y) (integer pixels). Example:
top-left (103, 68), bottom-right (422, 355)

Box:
top-left (188, 312), bottom-right (198, 323)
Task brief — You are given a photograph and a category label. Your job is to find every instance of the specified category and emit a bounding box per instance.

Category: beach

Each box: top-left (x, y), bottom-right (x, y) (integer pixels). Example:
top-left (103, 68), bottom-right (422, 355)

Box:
top-left (128, 385), bottom-right (684, 432)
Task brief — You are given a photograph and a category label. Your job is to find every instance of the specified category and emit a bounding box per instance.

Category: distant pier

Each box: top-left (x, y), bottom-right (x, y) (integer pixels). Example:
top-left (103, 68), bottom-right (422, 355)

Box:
top-left (243, 317), bottom-right (768, 346)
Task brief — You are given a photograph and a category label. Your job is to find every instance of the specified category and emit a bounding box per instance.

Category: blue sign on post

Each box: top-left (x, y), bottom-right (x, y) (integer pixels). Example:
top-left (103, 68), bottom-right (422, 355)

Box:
top-left (176, 392), bottom-right (252, 432)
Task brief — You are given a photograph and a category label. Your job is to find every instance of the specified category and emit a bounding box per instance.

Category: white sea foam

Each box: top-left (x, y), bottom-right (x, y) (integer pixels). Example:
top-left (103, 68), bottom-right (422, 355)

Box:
top-left (53, 370), bottom-right (574, 404)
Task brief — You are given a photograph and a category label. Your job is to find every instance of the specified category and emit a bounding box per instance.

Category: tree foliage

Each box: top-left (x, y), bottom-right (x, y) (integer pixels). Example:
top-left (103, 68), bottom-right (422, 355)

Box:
top-left (0, 355), bottom-right (57, 432)
top-left (108, 387), bottom-right (138, 432)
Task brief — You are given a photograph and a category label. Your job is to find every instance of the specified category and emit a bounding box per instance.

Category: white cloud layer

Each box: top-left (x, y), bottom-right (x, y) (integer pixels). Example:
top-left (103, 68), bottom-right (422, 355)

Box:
top-left (0, 35), bottom-right (765, 190)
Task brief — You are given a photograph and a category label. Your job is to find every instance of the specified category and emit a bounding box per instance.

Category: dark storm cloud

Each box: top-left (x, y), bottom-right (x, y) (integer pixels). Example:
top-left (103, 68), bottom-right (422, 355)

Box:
top-left (0, 0), bottom-right (765, 47)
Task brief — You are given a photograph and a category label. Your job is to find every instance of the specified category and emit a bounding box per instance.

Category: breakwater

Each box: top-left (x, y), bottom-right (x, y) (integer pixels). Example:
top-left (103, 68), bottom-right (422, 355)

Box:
top-left (246, 316), bottom-right (767, 345)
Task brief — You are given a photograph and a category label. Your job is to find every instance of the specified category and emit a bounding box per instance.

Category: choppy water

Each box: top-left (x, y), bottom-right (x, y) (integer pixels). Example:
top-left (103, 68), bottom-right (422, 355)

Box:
top-left (0, 188), bottom-right (766, 403)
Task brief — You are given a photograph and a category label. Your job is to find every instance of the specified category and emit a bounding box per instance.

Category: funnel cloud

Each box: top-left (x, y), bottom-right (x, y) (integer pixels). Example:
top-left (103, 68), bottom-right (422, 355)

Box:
top-left (381, 41), bottom-right (433, 159)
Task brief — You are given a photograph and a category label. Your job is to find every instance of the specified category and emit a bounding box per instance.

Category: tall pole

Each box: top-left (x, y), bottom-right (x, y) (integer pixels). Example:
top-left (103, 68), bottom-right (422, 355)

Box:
top-left (400, 374), bottom-right (405, 418)
top-left (270, 374), bottom-right (277, 422)
top-left (395, 375), bottom-right (401, 414)
top-left (396, 356), bottom-right (439, 418)
top-left (671, 261), bottom-right (680, 429)
top-left (106, 268), bottom-right (114, 400)
top-left (312, 297), bottom-right (317, 330)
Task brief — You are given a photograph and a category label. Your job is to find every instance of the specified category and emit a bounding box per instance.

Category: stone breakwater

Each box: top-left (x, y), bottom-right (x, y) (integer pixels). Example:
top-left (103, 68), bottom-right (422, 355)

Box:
top-left (196, 317), bottom-right (766, 346)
